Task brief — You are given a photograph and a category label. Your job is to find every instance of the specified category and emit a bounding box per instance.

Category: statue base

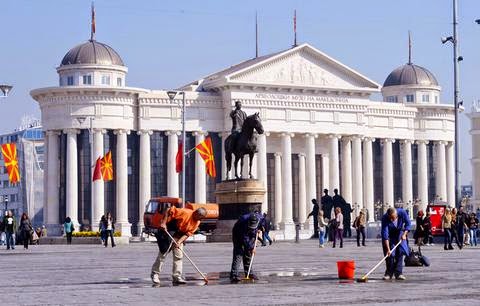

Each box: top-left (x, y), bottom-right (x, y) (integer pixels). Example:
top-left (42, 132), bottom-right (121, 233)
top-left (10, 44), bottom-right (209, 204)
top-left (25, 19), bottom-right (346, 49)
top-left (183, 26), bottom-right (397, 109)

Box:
top-left (207, 179), bottom-right (266, 242)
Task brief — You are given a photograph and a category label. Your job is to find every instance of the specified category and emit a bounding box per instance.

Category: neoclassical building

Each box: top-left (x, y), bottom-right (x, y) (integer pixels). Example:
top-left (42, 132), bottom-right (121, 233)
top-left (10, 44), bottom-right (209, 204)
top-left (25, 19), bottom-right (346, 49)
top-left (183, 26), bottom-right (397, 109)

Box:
top-left (31, 36), bottom-right (455, 237)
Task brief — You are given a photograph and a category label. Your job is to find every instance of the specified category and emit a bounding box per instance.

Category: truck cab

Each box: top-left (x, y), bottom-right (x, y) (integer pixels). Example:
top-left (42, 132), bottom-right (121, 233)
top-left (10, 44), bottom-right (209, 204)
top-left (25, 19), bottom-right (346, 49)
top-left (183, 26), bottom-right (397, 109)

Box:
top-left (143, 197), bottom-right (218, 236)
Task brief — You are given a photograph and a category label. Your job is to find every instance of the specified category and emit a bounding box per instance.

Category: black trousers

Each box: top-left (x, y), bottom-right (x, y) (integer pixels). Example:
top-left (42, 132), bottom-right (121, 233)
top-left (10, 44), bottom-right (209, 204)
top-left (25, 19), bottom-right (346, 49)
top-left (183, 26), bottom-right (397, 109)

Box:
top-left (382, 243), bottom-right (404, 277)
top-left (356, 227), bottom-right (366, 246)
top-left (66, 232), bottom-right (72, 244)
top-left (105, 230), bottom-right (116, 247)
top-left (23, 231), bottom-right (30, 249)
top-left (230, 234), bottom-right (253, 278)
top-left (343, 224), bottom-right (352, 237)
top-left (313, 216), bottom-right (319, 237)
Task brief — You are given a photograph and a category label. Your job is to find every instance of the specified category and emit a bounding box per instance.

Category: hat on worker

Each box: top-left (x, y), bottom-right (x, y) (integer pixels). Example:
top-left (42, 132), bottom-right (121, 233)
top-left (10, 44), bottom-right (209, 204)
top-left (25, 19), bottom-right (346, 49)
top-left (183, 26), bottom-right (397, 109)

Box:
top-left (248, 213), bottom-right (260, 229)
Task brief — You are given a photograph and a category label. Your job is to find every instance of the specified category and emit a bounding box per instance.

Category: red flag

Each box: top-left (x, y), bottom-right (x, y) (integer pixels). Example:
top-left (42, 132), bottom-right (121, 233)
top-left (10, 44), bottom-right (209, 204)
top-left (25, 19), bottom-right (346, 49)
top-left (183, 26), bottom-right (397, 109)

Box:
top-left (175, 142), bottom-right (183, 173)
top-left (92, 157), bottom-right (102, 181)
top-left (195, 137), bottom-right (216, 178)
top-left (1, 143), bottom-right (20, 184)
top-left (100, 151), bottom-right (114, 181)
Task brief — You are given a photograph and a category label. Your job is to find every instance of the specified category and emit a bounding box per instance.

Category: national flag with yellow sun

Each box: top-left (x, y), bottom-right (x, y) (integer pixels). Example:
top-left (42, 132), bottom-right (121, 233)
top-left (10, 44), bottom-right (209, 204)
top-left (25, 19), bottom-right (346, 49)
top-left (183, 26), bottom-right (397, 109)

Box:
top-left (195, 136), bottom-right (216, 178)
top-left (1, 143), bottom-right (20, 184)
top-left (100, 151), bottom-right (114, 181)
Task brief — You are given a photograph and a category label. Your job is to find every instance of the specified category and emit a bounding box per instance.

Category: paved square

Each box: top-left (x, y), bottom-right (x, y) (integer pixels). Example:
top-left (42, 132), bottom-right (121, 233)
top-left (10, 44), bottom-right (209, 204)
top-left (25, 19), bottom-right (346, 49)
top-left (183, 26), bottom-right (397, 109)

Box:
top-left (2, 239), bottom-right (480, 305)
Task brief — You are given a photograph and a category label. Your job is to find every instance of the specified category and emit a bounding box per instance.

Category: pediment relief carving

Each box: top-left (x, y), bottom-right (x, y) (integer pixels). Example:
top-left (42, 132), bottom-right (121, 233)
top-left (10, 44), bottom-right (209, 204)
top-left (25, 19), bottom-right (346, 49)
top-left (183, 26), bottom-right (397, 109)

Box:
top-left (231, 50), bottom-right (363, 89)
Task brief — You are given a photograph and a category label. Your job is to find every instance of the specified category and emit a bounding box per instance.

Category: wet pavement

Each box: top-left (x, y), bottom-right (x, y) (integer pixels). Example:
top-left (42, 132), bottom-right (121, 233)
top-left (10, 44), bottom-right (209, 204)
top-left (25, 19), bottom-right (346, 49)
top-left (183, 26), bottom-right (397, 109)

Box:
top-left (1, 239), bottom-right (480, 305)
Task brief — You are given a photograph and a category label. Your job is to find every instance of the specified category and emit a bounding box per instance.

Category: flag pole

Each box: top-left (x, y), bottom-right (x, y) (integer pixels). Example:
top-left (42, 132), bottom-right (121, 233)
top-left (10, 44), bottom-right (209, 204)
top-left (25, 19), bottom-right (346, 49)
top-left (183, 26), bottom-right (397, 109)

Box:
top-left (181, 92), bottom-right (186, 208)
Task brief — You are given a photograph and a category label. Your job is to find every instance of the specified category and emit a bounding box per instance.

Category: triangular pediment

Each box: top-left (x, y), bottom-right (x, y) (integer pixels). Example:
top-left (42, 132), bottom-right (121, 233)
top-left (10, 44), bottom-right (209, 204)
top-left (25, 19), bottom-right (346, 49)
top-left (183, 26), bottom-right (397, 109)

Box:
top-left (229, 44), bottom-right (379, 90)
top-left (199, 44), bottom-right (380, 92)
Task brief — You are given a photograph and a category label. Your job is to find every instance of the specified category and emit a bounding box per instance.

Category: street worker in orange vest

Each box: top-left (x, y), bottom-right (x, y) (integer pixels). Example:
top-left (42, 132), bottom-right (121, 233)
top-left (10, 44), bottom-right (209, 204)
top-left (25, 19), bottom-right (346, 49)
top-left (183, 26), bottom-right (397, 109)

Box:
top-left (151, 206), bottom-right (207, 285)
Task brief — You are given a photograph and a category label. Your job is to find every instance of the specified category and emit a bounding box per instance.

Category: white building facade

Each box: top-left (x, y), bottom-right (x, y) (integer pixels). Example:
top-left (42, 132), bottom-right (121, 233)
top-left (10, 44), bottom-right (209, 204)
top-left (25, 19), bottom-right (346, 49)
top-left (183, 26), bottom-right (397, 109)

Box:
top-left (31, 38), bottom-right (455, 237)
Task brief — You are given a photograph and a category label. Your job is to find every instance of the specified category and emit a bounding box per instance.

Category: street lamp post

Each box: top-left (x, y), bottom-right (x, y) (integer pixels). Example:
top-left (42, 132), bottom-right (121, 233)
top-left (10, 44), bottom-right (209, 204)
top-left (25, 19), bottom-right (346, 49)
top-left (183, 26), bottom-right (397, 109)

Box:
top-left (0, 84), bottom-right (13, 98)
top-left (442, 0), bottom-right (461, 208)
top-left (167, 91), bottom-right (186, 207)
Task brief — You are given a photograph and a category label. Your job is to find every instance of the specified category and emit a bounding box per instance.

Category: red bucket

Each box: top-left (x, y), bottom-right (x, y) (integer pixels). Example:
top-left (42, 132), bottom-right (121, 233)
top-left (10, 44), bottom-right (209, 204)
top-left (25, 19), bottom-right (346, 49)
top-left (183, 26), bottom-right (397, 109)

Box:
top-left (337, 261), bottom-right (355, 279)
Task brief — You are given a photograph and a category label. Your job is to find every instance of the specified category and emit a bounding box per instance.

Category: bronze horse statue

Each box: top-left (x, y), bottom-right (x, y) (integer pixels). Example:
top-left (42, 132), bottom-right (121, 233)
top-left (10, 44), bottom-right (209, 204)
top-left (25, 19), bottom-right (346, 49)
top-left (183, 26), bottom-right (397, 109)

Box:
top-left (225, 113), bottom-right (264, 179)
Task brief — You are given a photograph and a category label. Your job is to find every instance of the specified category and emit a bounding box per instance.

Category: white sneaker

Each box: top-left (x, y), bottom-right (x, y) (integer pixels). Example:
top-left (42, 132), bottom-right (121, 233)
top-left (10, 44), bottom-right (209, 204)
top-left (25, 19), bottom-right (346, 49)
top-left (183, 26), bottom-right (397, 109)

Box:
top-left (319, 245), bottom-right (324, 248)
top-left (395, 275), bottom-right (406, 281)
top-left (151, 273), bottom-right (161, 284)
top-left (382, 275), bottom-right (392, 281)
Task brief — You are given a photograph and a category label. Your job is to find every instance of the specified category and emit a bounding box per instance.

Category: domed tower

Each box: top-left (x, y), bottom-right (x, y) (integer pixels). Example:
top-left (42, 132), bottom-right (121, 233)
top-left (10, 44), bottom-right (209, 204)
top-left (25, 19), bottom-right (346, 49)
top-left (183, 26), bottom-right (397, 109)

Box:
top-left (382, 34), bottom-right (441, 104)
top-left (57, 40), bottom-right (127, 87)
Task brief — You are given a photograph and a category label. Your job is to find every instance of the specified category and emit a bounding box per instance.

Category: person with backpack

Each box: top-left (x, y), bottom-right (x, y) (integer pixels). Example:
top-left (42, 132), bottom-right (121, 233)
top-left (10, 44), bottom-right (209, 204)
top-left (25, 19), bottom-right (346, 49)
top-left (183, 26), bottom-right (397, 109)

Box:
top-left (63, 217), bottom-right (74, 245)
top-left (353, 210), bottom-right (366, 247)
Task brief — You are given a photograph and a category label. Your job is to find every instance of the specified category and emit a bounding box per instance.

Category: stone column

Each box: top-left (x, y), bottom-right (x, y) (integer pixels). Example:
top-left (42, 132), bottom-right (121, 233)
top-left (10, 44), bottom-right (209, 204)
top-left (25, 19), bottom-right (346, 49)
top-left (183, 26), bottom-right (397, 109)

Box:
top-left (274, 153), bottom-right (282, 229)
top-left (341, 137), bottom-right (352, 203)
top-left (351, 136), bottom-right (363, 209)
top-left (401, 140), bottom-right (413, 216)
top-left (436, 141), bottom-right (447, 201)
top-left (194, 131), bottom-right (207, 203)
top-left (305, 134), bottom-right (317, 202)
top-left (115, 130), bottom-right (131, 237)
top-left (46, 131), bottom-right (60, 227)
top-left (382, 139), bottom-right (395, 207)
top-left (166, 131), bottom-right (180, 197)
top-left (91, 129), bottom-right (105, 231)
top-left (363, 137), bottom-right (375, 222)
top-left (257, 132), bottom-right (268, 213)
top-left (281, 133), bottom-right (294, 235)
top-left (298, 153), bottom-right (307, 228)
top-left (65, 129), bottom-right (80, 227)
top-left (138, 130), bottom-right (152, 234)
top-left (328, 135), bottom-right (340, 192)
top-left (446, 142), bottom-right (455, 205)
top-left (417, 140), bottom-right (429, 211)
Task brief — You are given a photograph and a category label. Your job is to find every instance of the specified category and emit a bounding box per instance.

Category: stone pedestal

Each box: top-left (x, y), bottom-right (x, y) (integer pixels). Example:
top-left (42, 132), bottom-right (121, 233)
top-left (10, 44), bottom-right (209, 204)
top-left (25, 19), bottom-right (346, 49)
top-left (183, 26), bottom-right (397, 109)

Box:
top-left (208, 179), bottom-right (266, 242)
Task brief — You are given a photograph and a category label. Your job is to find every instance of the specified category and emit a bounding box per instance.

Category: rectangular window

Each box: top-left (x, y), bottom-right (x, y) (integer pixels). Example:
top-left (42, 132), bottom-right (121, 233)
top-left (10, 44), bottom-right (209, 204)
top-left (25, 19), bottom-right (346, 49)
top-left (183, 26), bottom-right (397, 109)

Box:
top-left (422, 94), bottom-right (430, 102)
top-left (435, 96), bottom-right (439, 103)
top-left (117, 77), bottom-right (122, 87)
top-left (82, 75), bottom-right (92, 85)
top-left (386, 96), bottom-right (398, 103)
top-left (405, 95), bottom-right (414, 103)
top-left (67, 76), bottom-right (74, 86)
top-left (101, 75), bottom-right (110, 85)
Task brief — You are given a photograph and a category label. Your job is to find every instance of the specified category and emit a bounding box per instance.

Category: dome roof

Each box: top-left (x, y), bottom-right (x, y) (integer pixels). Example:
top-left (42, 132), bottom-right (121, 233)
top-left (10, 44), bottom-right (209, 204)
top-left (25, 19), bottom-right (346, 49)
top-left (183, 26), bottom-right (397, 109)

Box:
top-left (383, 64), bottom-right (438, 87)
top-left (60, 40), bottom-right (124, 66)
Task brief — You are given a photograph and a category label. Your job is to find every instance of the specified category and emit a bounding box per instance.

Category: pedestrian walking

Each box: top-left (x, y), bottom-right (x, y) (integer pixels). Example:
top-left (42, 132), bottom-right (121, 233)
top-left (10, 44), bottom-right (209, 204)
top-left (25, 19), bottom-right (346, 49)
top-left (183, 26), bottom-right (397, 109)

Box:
top-left (381, 207), bottom-right (411, 281)
top-left (451, 208), bottom-right (461, 249)
top-left (414, 210), bottom-right (424, 246)
top-left (307, 199), bottom-right (320, 238)
top-left (260, 213), bottom-right (273, 246)
top-left (230, 212), bottom-right (263, 283)
top-left (321, 189), bottom-right (333, 240)
top-left (318, 210), bottom-right (328, 248)
top-left (442, 208), bottom-right (453, 250)
top-left (19, 213), bottom-right (33, 250)
top-left (102, 212), bottom-right (116, 248)
top-left (353, 210), bottom-right (366, 247)
top-left (457, 206), bottom-right (468, 248)
top-left (0, 213), bottom-right (5, 246)
top-left (99, 215), bottom-right (106, 244)
top-left (342, 202), bottom-right (353, 238)
top-left (423, 211), bottom-right (433, 245)
top-left (63, 217), bottom-right (74, 245)
top-left (151, 206), bottom-right (207, 285)
top-left (3, 210), bottom-right (16, 250)
top-left (332, 207), bottom-right (344, 248)
top-left (468, 212), bottom-right (478, 247)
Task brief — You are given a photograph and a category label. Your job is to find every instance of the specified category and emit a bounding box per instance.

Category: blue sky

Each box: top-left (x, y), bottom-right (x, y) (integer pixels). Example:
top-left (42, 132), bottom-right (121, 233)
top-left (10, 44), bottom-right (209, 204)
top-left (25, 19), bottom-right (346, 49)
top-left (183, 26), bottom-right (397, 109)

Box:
top-left (0, 0), bottom-right (479, 184)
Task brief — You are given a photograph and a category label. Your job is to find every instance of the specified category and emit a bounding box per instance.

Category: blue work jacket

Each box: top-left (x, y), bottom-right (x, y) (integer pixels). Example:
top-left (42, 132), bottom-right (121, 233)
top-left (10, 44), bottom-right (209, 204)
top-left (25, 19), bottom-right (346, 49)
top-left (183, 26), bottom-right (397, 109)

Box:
top-left (381, 208), bottom-right (412, 256)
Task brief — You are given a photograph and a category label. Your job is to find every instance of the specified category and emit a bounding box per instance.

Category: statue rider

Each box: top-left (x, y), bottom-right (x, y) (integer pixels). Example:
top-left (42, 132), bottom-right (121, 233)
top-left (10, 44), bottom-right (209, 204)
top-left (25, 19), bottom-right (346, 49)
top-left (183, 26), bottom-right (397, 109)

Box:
top-left (230, 101), bottom-right (247, 135)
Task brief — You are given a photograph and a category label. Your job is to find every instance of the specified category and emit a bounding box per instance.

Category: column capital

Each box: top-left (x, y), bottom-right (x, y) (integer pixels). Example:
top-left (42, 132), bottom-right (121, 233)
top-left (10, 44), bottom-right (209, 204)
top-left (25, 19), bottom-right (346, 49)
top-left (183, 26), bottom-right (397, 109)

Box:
top-left (400, 139), bottom-right (414, 145)
top-left (304, 133), bottom-right (318, 139)
top-left (63, 128), bottom-right (80, 135)
top-left (416, 139), bottom-right (429, 145)
top-left (46, 130), bottom-right (61, 137)
top-left (274, 152), bottom-right (282, 158)
top-left (327, 134), bottom-right (341, 140)
top-left (363, 137), bottom-right (376, 143)
top-left (435, 140), bottom-right (448, 146)
top-left (350, 134), bottom-right (364, 141)
top-left (165, 130), bottom-right (181, 136)
top-left (192, 130), bottom-right (208, 137)
top-left (298, 153), bottom-right (306, 158)
top-left (93, 128), bottom-right (107, 135)
top-left (137, 130), bottom-right (153, 136)
top-left (114, 129), bottom-right (130, 136)
top-left (381, 138), bottom-right (396, 144)
top-left (281, 132), bottom-right (294, 138)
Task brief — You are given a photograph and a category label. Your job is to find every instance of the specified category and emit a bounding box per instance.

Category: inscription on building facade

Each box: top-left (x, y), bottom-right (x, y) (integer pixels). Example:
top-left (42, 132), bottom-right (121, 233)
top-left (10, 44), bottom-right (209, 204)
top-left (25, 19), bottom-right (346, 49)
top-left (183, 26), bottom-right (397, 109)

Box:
top-left (254, 93), bottom-right (349, 103)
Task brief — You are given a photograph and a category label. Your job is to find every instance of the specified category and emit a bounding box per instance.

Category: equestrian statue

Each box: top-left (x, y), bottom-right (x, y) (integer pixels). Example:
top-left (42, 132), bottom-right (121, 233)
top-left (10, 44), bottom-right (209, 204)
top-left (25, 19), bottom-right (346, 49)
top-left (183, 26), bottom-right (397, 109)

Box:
top-left (224, 101), bottom-right (264, 179)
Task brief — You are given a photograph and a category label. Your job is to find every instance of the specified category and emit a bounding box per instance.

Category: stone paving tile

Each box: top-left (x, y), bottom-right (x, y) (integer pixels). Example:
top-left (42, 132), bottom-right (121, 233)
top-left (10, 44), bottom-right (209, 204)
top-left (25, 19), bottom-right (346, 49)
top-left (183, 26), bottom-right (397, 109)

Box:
top-left (1, 239), bottom-right (480, 305)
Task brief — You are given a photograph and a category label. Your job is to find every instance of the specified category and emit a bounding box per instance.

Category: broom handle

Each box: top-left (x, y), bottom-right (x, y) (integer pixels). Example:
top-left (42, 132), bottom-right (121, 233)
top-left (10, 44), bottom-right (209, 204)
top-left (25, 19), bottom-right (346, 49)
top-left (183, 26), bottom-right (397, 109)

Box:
top-left (362, 240), bottom-right (403, 279)
top-left (246, 232), bottom-right (259, 279)
top-left (164, 230), bottom-right (208, 282)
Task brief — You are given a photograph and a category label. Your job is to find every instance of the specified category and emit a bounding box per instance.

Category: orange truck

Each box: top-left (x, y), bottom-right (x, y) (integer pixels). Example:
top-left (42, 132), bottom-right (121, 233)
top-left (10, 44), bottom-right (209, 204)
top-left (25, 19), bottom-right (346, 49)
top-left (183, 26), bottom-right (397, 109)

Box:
top-left (143, 197), bottom-right (219, 236)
